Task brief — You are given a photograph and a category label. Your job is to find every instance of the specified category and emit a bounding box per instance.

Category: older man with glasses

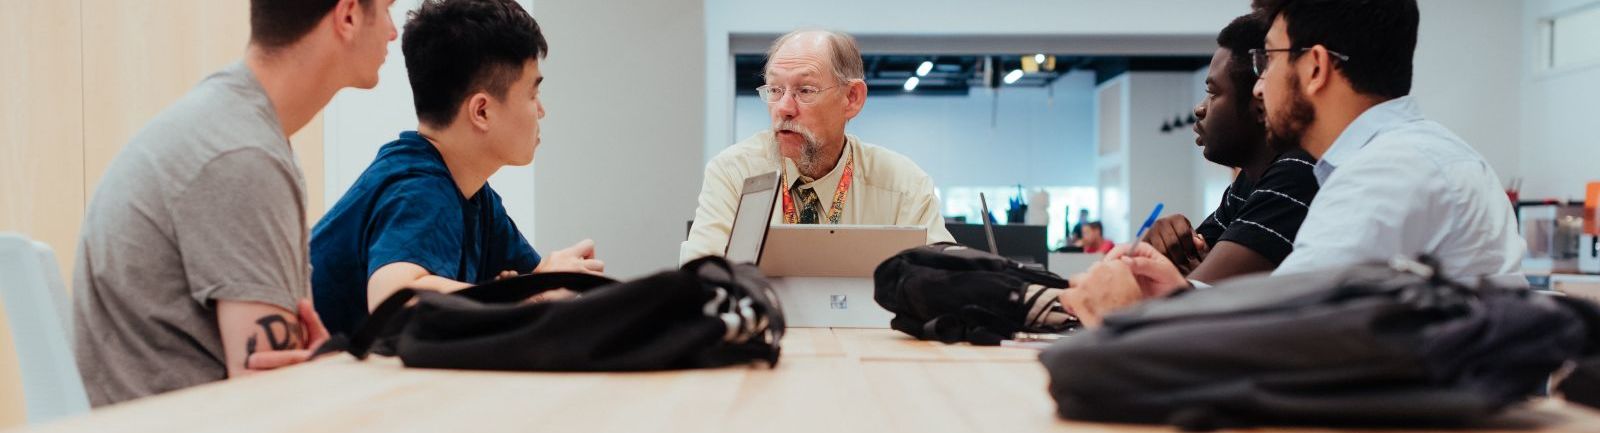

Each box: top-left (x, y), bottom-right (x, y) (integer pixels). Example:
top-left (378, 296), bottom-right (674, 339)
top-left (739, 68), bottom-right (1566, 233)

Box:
top-left (681, 29), bottom-right (955, 263)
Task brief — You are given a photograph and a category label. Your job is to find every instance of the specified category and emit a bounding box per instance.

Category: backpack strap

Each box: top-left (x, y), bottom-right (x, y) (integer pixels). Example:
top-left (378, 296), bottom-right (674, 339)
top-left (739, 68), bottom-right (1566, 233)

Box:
top-left (339, 272), bottom-right (619, 359)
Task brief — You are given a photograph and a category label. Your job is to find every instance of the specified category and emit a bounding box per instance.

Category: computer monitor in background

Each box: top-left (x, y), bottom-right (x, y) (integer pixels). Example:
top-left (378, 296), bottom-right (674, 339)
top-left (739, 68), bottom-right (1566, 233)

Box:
top-left (946, 223), bottom-right (1048, 266)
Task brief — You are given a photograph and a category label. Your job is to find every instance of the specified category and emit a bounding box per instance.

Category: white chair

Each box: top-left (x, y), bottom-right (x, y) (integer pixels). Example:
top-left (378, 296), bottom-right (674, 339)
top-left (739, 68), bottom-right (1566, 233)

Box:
top-left (0, 233), bottom-right (89, 423)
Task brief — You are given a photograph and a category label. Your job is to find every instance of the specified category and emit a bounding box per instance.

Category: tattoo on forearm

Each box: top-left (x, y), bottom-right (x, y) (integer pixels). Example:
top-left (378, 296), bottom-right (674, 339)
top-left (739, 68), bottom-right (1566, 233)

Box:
top-left (243, 315), bottom-right (304, 366)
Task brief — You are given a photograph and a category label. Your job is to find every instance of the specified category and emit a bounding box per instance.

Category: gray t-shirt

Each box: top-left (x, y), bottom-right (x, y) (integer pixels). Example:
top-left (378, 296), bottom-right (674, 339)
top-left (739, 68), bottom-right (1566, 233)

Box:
top-left (73, 62), bottom-right (310, 406)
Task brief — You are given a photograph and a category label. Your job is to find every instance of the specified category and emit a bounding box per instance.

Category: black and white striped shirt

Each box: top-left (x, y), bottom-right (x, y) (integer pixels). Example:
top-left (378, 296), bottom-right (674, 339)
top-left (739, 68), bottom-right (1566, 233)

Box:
top-left (1194, 149), bottom-right (1320, 265)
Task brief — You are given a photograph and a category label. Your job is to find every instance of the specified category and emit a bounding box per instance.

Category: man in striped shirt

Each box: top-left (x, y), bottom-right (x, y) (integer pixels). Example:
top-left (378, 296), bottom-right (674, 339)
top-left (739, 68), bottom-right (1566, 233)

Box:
top-left (1139, 13), bottom-right (1320, 285)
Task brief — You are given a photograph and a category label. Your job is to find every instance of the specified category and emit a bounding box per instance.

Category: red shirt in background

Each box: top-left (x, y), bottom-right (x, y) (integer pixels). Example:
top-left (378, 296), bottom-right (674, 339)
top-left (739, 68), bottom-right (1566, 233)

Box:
top-left (1084, 240), bottom-right (1116, 254)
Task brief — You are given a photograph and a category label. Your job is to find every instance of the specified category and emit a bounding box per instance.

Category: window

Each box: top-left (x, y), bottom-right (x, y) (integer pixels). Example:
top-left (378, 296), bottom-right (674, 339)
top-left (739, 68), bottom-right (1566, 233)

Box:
top-left (1546, 5), bottom-right (1600, 70)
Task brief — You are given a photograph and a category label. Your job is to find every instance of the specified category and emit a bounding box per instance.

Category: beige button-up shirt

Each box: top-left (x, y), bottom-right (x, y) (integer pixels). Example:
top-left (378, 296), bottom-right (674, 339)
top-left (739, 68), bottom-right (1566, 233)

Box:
top-left (681, 131), bottom-right (955, 264)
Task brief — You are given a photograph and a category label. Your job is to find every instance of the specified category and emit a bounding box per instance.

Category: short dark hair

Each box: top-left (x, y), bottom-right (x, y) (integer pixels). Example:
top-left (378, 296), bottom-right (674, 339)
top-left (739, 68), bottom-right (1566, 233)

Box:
top-left (1255, 0), bottom-right (1419, 99)
top-left (1085, 221), bottom-right (1103, 232)
top-left (1216, 14), bottom-right (1269, 103)
top-left (250, 0), bottom-right (373, 49)
top-left (402, 0), bottom-right (549, 127)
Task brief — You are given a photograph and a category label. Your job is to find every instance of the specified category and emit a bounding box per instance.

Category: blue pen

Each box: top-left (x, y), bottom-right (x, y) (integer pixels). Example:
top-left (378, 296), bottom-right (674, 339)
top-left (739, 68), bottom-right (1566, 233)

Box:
top-left (1134, 203), bottom-right (1164, 240)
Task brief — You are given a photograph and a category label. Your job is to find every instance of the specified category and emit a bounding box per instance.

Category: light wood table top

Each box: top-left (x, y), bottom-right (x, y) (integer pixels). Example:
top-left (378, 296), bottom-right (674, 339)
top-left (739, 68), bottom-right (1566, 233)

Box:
top-left (13, 328), bottom-right (1600, 433)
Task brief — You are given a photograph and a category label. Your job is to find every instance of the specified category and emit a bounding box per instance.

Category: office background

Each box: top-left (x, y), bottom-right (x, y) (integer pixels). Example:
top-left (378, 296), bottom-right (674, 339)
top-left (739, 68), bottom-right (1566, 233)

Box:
top-left (1, 0), bottom-right (1596, 425)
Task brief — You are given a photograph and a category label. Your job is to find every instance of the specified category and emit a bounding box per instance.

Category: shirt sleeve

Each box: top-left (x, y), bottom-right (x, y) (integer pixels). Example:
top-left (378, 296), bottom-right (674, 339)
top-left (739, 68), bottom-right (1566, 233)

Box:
top-left (486, 189), bottom-right (541, 274)
top-left (1217, 158), bottom-right (1320, 264)
top-left (1275, 150), bottom-right (1436, 275)
top-left (173, 148), bottom-right (304, 311)
top-left (681, 157), bottom-right (743, 264)
top-left (363, 176), bottom-right (466, 280)
top-left (906, 174), bottom-right (955, 244)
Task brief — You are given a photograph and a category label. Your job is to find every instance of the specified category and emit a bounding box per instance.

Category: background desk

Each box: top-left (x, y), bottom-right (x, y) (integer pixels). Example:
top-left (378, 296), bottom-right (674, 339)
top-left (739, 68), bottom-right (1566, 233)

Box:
top-left (14, 328), bottom-right (1600, 433)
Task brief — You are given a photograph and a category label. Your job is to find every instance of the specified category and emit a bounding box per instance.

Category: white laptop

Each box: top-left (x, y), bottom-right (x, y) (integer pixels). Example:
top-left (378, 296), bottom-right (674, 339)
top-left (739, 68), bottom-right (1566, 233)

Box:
top-left (758, 224), bottom-right (926, 277)
top-left (758, 224), bottom-right (923, 328)
top-left (721, 173), bottom-right (925, 327)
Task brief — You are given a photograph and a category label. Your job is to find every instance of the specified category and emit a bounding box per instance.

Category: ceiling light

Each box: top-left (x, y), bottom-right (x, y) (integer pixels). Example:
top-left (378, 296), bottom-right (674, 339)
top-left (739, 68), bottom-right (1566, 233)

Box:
top-left (1034, 54), bottom-right (1046, 64)
top-left (916, 61), bottom-right (933, 77)
top-left (904, 76), bottom-right (920, 91)
top-left (1003, 69), bottom-right (1024, 84)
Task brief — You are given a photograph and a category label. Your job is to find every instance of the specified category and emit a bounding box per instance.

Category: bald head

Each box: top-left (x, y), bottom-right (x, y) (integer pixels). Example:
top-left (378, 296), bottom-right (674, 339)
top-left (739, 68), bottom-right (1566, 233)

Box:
top-left (766, 30), bottom-right (863, 85)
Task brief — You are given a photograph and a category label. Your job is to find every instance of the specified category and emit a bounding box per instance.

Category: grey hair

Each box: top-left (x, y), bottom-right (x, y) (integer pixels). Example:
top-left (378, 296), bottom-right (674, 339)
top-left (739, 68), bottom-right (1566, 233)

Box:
top-left (765, 29), bottom-right (864, 84)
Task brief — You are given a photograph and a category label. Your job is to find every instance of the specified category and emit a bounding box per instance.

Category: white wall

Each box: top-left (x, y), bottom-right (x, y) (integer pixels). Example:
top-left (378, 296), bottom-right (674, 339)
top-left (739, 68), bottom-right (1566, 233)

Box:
top-left (732, 70), bottom-right (1098, 189)
top-left (532, 0), bottom-right (705, 278)
top-left (1520, 0), bottom-right (1600, 200)
top-left (1410, 0), bottom-right (1524, 186)
top-left (1116, 72), bottom-right (1207, 243)
top-left (322, 0), bottom-right (537, 242)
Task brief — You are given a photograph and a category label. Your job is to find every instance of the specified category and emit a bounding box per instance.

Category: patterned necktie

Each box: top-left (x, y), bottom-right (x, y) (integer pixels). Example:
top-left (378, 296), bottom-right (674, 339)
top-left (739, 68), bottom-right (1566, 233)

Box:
top-left (794, 180), bottom-right (823, 224)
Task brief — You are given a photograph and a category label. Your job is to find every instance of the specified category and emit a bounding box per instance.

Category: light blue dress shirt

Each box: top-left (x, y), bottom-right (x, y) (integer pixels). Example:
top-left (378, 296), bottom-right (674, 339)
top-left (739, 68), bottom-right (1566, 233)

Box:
top-left (1272, 96), bottom-right (1526, 286)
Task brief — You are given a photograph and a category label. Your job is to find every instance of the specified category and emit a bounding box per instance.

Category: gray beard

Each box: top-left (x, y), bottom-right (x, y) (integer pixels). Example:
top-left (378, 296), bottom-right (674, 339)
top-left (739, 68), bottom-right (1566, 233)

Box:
top-left (773, 122), bottom-right (829, 177)
top-left (796, 138), bottom-right (826, 176)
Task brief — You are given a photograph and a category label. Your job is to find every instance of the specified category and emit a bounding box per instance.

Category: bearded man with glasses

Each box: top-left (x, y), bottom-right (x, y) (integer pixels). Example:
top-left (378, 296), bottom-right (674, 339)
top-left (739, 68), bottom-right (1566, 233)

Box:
top-left (681, 29), bottom-right (955, 263)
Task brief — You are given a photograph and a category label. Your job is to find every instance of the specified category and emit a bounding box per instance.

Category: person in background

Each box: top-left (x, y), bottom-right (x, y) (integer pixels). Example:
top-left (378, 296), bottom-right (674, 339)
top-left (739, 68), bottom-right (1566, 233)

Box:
top-left (73, 0), bottom-right (398, 406)
top-left (1069, 208), bottom-right (1092, 243)
top-left (1077, 222), bottom-right (1115, 254)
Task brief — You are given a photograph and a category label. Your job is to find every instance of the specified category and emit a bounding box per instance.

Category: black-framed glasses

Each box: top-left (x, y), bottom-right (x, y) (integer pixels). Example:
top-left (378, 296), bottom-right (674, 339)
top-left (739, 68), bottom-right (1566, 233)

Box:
top-left (754, 82), bottom-right (849, 104)
top-left (1249, 47), bottom-right (1351, 77)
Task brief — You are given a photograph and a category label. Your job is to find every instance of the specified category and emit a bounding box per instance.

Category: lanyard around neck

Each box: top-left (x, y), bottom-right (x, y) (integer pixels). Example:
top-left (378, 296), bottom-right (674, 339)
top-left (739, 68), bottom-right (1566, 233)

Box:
top-left (781, 150), bottom-right (855, 225)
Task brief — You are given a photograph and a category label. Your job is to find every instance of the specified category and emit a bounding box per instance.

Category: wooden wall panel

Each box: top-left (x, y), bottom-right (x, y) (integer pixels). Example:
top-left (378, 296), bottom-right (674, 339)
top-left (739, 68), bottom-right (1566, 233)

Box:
top-left (0, 0), bottom-right (85, 427)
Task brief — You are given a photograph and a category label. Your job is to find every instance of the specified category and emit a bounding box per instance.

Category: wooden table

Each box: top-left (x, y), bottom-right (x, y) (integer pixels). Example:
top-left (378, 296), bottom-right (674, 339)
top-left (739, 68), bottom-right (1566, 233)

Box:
top-left (13, 328), bottom-right (1600, 433)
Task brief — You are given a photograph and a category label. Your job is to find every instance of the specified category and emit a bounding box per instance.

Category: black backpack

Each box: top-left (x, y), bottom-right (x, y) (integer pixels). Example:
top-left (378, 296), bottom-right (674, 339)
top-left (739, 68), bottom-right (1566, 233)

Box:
top-left (318, 256), bottom-right (785, 371)
top-left (873, 243), bottom-right (1078, 345)
top-left (1040, 257), bottom-right (1600, 430)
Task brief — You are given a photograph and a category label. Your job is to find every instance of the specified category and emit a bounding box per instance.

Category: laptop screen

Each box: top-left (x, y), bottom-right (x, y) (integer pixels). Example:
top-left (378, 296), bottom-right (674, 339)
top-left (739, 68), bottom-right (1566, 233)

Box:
top-left (725, 171), bottom-right (780, 264)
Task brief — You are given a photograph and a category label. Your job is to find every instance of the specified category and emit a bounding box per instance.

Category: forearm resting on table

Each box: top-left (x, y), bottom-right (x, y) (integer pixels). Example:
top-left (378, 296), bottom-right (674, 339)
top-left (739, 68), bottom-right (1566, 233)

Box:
top-left (367, 261), bottom-right (471, 311)
top-left (216, 300), bottom-right (309, 377)
top-left (1185, 241), bottom-right (1276, 285)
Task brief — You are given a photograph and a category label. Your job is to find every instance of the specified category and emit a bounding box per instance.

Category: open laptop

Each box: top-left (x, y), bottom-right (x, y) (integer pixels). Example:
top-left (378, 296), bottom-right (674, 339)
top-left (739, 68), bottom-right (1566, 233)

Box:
top-left (722, 172), bottom-right (922, 327)
top-left (967, 193), bottom-right (1050, 271)
top-left (758, 224), bottom-right (926, 277)
top-left (724, 170), bottom-right (926, 276)
top-left (757, 225), bottom-right (923, 327)
top-left (724, 171), bottom-right (781, 265)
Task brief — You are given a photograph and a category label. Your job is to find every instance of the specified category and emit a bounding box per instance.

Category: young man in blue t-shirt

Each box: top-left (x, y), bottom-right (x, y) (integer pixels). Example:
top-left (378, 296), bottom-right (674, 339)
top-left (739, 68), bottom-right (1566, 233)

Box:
top-left (310, 0), bottom-right (603, 335)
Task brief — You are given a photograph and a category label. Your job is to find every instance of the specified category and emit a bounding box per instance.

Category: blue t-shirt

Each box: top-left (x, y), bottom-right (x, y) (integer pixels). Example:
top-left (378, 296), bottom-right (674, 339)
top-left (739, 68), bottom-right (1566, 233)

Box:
top-left (310, 131), bottom-right (541, 335)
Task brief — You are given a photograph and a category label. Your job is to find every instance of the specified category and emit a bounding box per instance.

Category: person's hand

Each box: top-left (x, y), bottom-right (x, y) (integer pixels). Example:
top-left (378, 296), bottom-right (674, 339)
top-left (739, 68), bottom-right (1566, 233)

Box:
top-left (494, 270), bottom-right (519, 281)
top-left (1059, 260), bottom-right (1145, 327)
top-left (243, 299), bottom-right (330, 372)
top-left (535, 239), bottom-right (606, 275)
top-left (1106, 242), bottom-right (1191, 298)
top-left (525, 288), bottom-right (579, 304)
top-left (1139, 214), bottom-right (1207, 274)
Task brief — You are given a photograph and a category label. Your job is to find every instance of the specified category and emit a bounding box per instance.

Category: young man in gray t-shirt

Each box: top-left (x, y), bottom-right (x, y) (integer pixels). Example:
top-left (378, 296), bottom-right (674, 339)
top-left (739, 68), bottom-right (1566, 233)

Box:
top-left (72, 0), bottom-right (396, 406)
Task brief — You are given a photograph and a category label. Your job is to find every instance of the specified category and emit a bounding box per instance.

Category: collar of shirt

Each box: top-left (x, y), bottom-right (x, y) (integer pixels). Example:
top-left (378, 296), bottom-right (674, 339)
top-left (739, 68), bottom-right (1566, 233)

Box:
top-left (782, 136), bottom-right (855, 203)
top-left (1312, 95), bottom-right (1425, 185)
